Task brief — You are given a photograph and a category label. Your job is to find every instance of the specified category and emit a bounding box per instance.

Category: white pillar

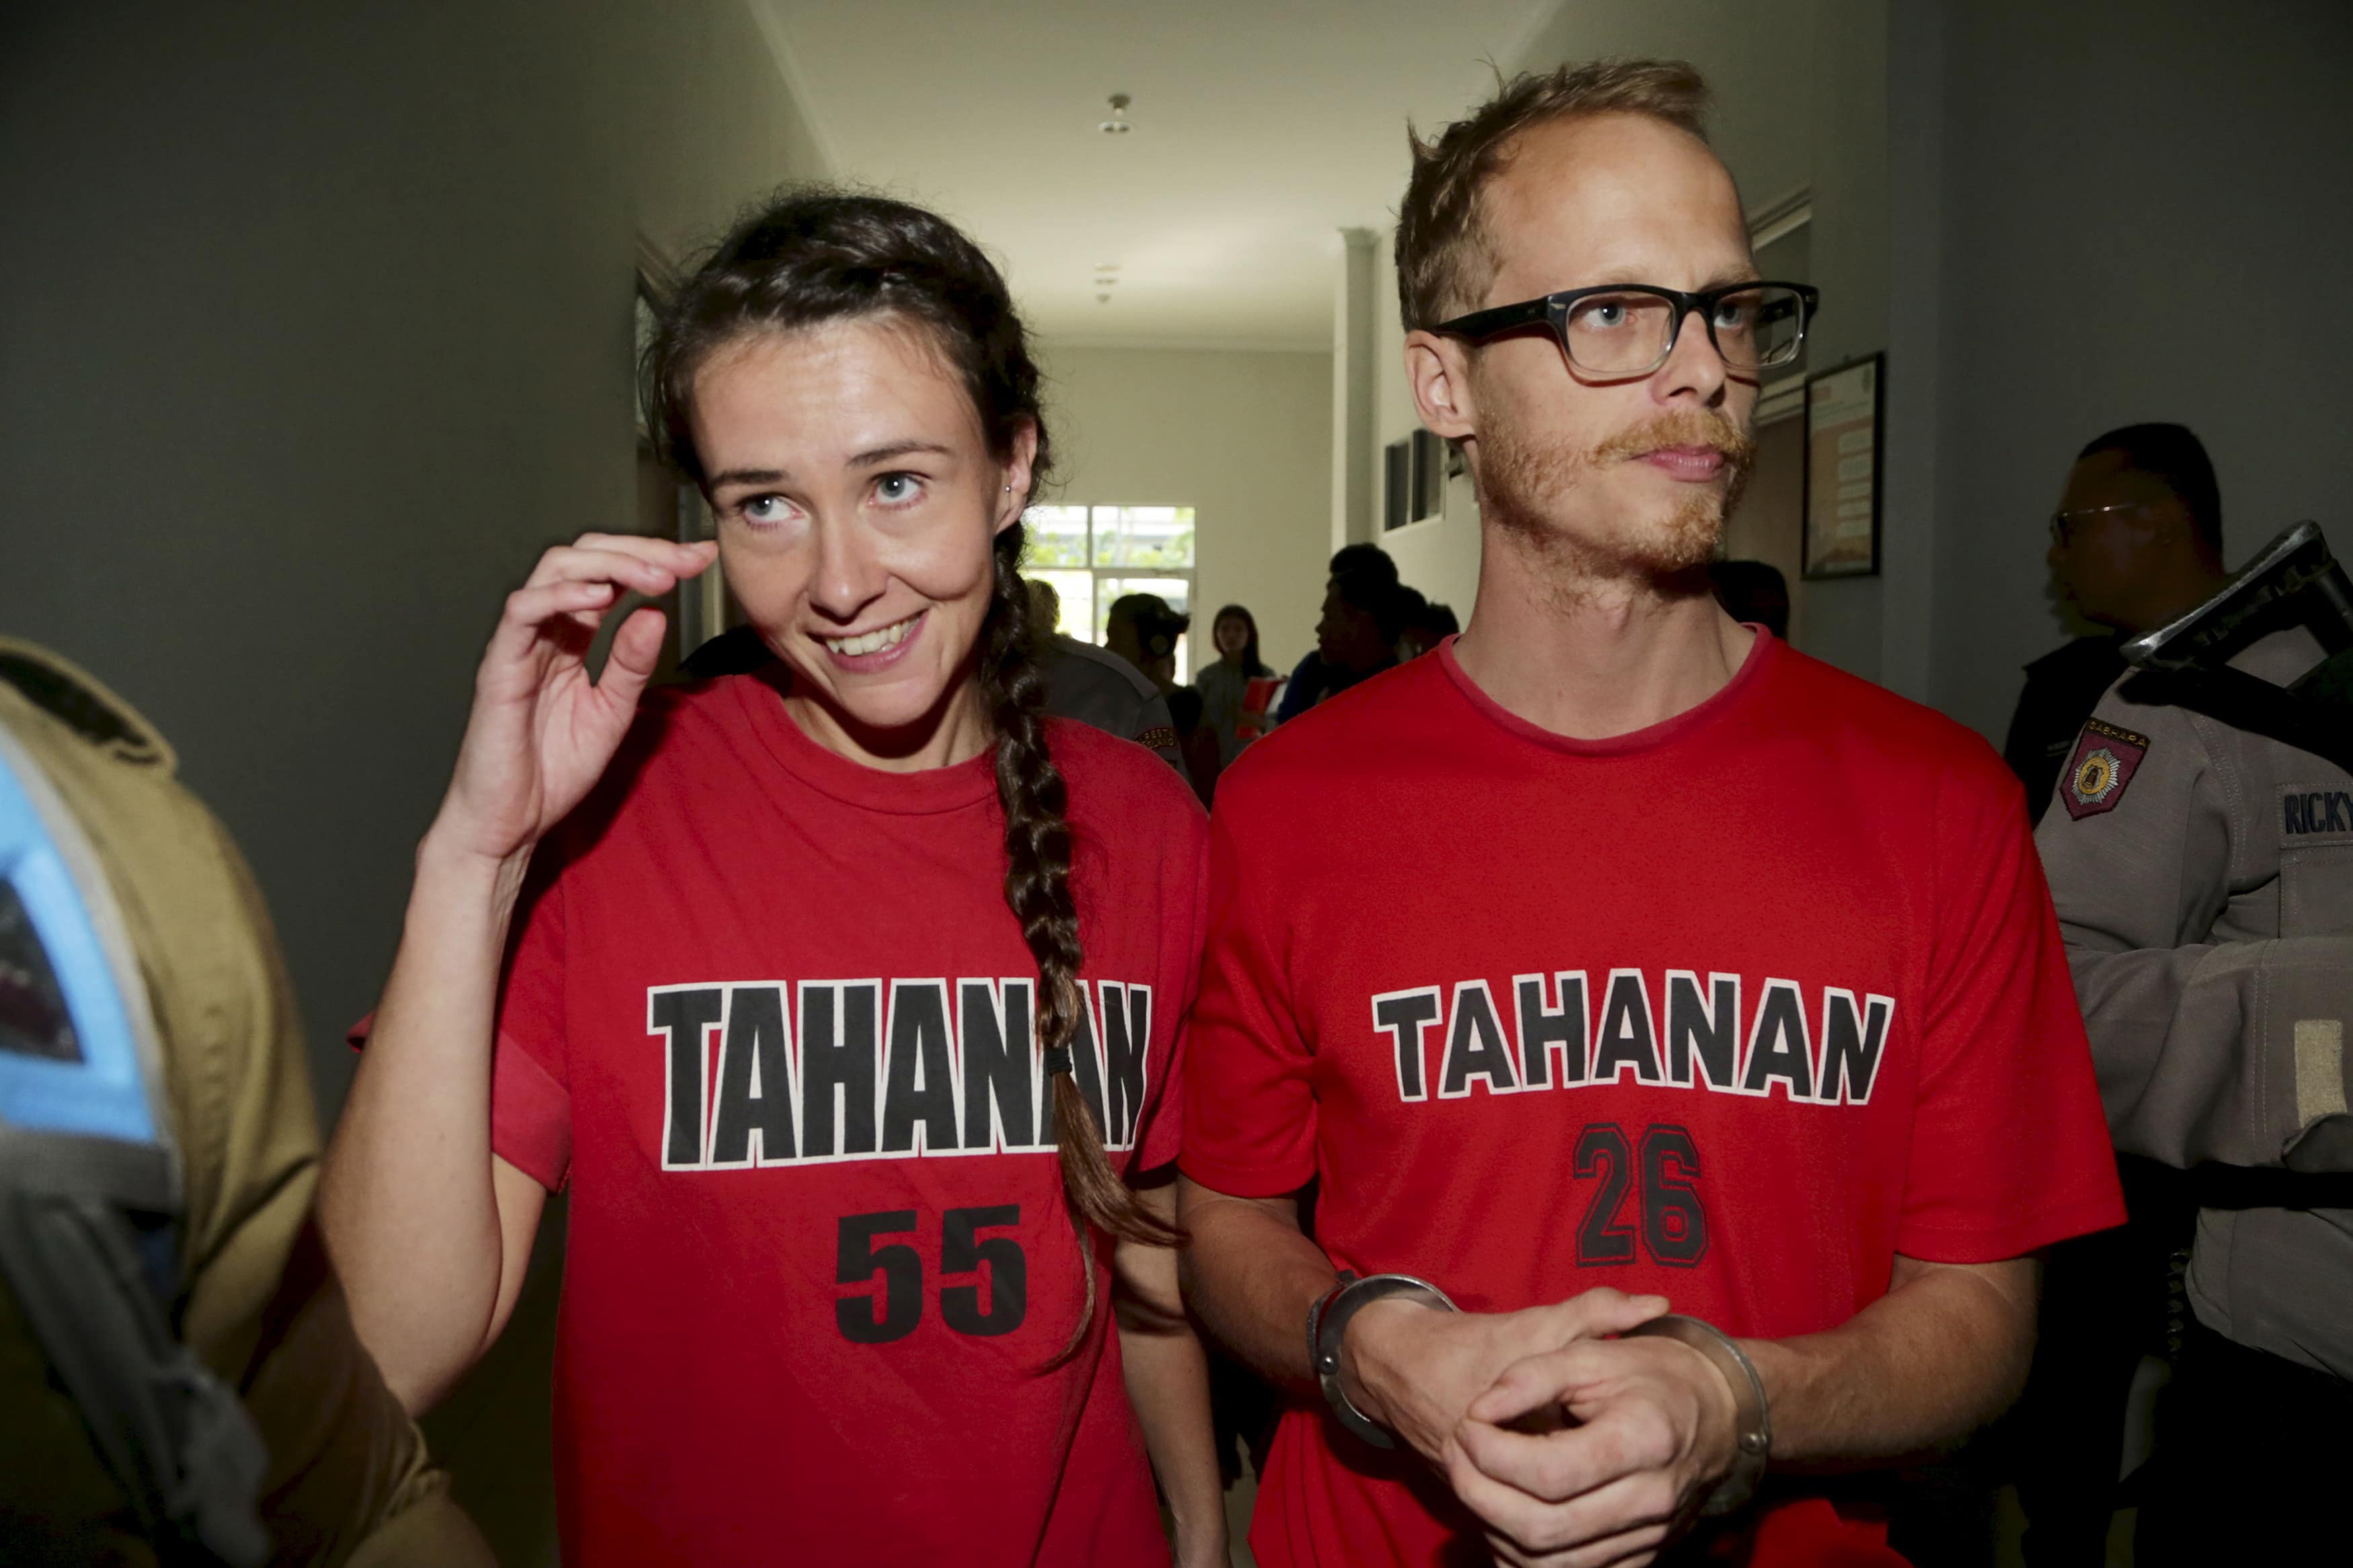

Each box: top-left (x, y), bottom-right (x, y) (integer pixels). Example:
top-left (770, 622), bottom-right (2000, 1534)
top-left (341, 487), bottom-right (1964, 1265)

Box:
top-left (1332, 227), bottom-right (1378, 552)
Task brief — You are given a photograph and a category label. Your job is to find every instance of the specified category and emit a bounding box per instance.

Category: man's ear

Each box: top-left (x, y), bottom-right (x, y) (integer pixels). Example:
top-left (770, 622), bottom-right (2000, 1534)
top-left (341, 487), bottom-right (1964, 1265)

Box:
top-left (1405, 331), bottom-right (1476, 443)
top-left (995, 418), bottom-right (1039, 533)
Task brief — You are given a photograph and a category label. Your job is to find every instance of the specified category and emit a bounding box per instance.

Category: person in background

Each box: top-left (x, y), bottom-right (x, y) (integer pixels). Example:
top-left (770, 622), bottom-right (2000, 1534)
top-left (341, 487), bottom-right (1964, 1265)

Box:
top-left (1172, 604), bottom-right (1287, 1460)
top-left (1276, 556), bottom-right (1406, 721)
top-left (1707, 558), bottom-right (1789, 642)
top-left (1104, 593), bottom-right (1188, 691)
top-left (1107, 593), bottom-right (1218, 805)
top-left (1274, 544), bottom-right (1400, 722)
top-left (1391, 586), bottom-right (1431, 653)
top-left (1194, 604), bottom-right (1275, 768)
top-left (1026, 575), bottom-right (1058, 635)
top-left (1397, 597), bottom-right (1460, 660)
top-left (2030, 532), bottom-right (2351, 1565)
top-left (2003, 423), bottom-right (2227, 827)
top-left (2003, 423), bottom-right (2233, 1566)
top-left (1027, 577), bottom-right (1185, 770)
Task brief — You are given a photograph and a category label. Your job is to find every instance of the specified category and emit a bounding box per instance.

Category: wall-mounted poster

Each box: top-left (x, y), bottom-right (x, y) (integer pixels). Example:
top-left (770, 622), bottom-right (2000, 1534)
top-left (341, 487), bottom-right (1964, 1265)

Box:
top-left (1800, 353), bottom-right (1882, 579)
top-left (1410, 428), bottom-right (1445, 522)
top-left (1382, 439), bottom-right (1410, 532)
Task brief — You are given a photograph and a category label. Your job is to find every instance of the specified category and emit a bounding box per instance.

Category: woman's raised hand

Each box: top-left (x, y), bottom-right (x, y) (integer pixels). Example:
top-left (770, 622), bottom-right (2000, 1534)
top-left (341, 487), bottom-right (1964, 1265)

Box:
top-left (432, 533), bottom-right (719, 867)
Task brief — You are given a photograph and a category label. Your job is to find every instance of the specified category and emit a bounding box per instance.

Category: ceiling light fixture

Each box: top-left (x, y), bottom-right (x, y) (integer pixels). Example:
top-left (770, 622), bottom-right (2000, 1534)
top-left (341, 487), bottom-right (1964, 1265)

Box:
top-left (1099, 93), bottom-right (1133, 135)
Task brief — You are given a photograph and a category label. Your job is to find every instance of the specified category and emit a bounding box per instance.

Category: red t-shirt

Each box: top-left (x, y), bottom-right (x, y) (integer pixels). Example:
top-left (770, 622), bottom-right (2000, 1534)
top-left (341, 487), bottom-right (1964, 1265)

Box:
top-left (1181, 634), bottom-right (2124, 1568)
top-left (487, 672), bottom-right (1205, 1566)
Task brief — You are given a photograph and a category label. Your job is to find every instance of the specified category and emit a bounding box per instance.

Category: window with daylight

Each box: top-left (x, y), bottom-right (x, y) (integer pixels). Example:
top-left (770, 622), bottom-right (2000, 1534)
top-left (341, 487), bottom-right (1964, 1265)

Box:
top-left (1023, 505), bottom-right (1198, 681)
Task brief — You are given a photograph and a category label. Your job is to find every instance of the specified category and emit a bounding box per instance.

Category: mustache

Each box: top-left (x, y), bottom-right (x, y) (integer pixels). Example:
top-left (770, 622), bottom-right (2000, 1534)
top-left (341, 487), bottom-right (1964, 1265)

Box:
top-left (1587, 409), bottom-right (1757, 470)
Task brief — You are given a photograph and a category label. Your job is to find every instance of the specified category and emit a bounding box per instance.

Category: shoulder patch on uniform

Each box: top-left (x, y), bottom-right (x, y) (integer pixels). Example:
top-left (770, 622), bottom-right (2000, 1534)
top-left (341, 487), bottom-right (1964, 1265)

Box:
top-left (2061, 717), bottom-right (2149, 820)
top-left (1134, 725), bottom-right (1179, 753)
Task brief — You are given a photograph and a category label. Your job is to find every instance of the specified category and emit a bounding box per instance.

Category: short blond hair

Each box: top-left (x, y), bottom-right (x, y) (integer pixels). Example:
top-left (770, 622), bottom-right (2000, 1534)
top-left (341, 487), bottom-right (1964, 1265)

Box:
top-left (1396, 58), bottom-right (1712, 331)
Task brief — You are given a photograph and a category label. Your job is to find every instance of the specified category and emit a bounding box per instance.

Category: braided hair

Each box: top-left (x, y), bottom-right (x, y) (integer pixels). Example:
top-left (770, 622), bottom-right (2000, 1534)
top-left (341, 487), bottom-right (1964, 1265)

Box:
top-left (643, 187), bottom-right (1181, 1352)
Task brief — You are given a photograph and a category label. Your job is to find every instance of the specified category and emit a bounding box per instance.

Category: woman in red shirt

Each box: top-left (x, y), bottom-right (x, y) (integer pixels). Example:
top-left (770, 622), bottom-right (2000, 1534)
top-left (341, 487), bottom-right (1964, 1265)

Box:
top-left (320, 190), bottom-right (1222, 1567)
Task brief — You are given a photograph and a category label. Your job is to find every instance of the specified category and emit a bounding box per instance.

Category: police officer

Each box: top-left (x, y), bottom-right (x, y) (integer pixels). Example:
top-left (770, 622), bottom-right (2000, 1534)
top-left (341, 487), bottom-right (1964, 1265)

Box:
top-left (0, 638), bottom-right (492, 1566)
top-left (2005, 424), bottom-right (2229, 826)
top-left (2004, 425), bottom-right (2233, 1565)
top-left (2034, 610), bottom-right (2353, 1563)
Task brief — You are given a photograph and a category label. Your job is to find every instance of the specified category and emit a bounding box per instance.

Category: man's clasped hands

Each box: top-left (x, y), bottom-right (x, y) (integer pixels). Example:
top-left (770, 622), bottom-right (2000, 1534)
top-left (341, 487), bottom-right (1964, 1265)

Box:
top-left (1337, 1288), bottom-right (1743, 1568)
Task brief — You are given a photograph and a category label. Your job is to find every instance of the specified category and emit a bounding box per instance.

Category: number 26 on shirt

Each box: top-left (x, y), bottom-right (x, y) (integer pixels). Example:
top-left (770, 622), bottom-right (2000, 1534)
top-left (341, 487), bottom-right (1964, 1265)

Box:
top-left (1576, 1123), bottom-right (1708, 1268)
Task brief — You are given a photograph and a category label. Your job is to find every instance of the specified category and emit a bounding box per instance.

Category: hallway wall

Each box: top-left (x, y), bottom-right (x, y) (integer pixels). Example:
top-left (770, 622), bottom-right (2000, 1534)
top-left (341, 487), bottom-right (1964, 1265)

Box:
top-left (1039, 346), bottom-right (1333, 673)
top-left (1, 0), bottom-right (825, 1117)
top-left (1913, 0), bottom-right (2353, 741)
top-left (2, 6), bottom-right (829, 1563)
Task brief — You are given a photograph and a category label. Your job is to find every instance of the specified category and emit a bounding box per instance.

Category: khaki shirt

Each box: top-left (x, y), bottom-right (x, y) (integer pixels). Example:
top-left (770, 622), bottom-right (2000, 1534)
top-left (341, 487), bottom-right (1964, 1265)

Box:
top-left (2034, 627), bottom-right (2353, 1377)
top-left (0, 639), bottom-right (491, 1566)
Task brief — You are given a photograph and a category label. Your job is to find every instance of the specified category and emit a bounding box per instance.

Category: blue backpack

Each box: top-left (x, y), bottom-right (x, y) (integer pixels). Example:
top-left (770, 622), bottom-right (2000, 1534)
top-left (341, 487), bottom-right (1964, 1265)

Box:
top-left (0, 703), bottom-right (269, 1566)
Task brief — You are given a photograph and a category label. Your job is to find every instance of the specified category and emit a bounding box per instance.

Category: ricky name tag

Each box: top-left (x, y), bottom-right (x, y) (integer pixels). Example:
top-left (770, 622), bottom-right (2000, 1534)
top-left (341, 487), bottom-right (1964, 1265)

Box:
top-left (2061, 717), bottom-right (2150, 821)
top-left (2281, 782), bottom-right (2353, 843)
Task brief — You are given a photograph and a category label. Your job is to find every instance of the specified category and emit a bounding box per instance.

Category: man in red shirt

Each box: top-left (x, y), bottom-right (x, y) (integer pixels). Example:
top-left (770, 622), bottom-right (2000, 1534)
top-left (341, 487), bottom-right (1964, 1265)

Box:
top-left (1177, 60), bottom-right (2126, 1568)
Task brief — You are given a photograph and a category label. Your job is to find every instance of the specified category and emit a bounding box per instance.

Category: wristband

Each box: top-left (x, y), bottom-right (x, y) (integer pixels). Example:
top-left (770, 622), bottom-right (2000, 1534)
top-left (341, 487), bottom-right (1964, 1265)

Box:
top-left (1308, 1272), bottom-right (1457, 1448)
top-left (1623, 1313), bottom-right (1771, 1516)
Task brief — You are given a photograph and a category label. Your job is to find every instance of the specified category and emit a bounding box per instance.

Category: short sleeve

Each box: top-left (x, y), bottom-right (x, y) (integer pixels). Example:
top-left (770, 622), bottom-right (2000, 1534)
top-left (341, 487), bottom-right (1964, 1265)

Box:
top-left (1179, 797), bottom-right (1318, 1196)
top-left (1895, 757), bottom-right (2126, 1260)
top-left (489, 847), bottom-right (573, 1190)
top-left (1133, 690), bottom-right (1183, 768)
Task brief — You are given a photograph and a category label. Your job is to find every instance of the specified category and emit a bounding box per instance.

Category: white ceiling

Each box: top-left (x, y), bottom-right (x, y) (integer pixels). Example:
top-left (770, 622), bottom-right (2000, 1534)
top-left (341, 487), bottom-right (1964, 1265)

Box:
top-left (753, 0), bottom-right (1560, 350)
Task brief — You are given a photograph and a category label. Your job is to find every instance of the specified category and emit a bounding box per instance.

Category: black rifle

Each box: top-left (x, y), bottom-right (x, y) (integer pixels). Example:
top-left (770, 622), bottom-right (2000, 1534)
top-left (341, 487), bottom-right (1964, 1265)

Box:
top-left (2120, 520), bottom-right (2353, 774)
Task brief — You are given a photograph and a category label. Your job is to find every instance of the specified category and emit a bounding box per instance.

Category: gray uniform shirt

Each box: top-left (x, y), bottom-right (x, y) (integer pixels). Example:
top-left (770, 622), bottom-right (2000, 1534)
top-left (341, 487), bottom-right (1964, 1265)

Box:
top-left (2034, 626), bottom-right (2353, 1376)
top-left (1037, 634), bottom-right (1183, 770)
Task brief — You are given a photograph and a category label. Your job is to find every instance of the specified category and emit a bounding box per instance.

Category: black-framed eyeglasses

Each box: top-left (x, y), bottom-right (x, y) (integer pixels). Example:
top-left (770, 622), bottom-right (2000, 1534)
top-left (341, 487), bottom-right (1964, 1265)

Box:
top-left (2048, 499), bottom-right (2149, 546)
top-left (1434, 280), bottom-right (1820, 377)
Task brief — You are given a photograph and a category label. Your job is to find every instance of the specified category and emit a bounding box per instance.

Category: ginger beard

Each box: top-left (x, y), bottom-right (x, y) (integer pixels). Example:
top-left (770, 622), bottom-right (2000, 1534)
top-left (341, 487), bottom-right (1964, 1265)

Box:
top-left (1478, 402), bottom-right (1757, 580)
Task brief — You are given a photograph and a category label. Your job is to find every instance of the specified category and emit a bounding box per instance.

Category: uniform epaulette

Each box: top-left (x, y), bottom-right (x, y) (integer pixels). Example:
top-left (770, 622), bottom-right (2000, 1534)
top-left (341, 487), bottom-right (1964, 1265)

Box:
top-left (0, 636), bottom-right (174, 772)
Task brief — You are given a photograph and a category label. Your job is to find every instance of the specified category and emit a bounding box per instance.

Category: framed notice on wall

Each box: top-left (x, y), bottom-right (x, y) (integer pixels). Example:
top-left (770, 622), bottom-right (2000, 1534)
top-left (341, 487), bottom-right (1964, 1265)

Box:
top-left (1800, 353), bottom-right (1883, 579)
top-left (1382, 439), bottom-right (1410, 531)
